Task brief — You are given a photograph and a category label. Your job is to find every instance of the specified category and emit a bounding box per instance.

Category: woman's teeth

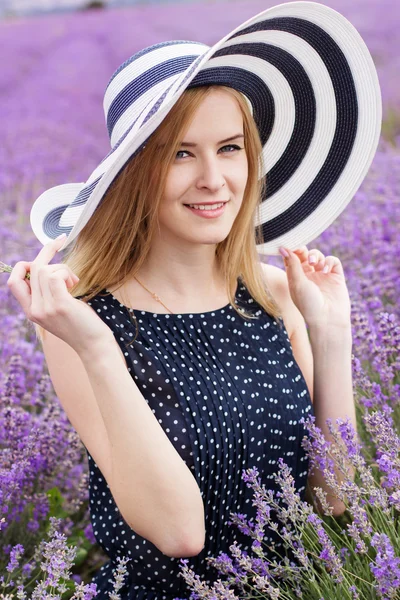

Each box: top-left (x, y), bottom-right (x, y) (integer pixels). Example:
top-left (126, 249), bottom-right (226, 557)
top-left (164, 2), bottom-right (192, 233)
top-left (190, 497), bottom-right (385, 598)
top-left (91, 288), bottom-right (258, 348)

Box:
top-left (186, 202), bottom-right (225, 211)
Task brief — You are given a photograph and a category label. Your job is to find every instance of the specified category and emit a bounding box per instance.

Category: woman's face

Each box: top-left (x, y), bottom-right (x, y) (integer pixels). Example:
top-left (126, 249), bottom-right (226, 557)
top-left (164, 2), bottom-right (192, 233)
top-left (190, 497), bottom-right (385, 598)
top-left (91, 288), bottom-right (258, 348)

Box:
top-left (158, 88), bottom-right (248, 248)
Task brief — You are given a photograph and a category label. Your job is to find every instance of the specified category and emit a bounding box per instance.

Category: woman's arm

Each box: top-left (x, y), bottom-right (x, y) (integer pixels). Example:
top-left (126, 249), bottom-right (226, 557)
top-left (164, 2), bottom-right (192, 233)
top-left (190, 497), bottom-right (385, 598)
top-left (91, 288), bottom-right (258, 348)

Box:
top-left (305, 324), bottom-right (356, 516)
top-left (46, 331), bottom-right (206, 557)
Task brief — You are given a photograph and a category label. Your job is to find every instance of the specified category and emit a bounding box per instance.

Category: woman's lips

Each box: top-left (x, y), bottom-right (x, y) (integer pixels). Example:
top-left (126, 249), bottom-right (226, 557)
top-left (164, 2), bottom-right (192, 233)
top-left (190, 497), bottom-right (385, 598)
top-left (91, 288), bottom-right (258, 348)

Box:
top-left (183, 202), bottom-right (228, 218)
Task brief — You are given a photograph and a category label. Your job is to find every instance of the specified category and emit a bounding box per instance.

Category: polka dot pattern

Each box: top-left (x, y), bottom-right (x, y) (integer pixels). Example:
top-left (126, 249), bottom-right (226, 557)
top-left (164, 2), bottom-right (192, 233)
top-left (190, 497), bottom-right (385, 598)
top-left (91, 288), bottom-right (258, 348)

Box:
top-left (80, 277), bottom-right (313, 598)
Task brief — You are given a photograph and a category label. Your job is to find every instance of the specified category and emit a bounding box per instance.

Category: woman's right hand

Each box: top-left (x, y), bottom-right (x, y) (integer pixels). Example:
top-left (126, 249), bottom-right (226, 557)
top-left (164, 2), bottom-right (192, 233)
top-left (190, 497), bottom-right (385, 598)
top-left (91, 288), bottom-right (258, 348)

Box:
top-left (7, 235), bottom-right (114, 355)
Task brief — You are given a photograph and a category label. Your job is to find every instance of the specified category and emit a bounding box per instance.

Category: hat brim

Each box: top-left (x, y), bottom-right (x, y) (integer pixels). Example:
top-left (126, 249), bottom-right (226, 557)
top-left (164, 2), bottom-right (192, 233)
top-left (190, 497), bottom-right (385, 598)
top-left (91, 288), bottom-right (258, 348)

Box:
top-left (30, 0), bottom-right (382, 255)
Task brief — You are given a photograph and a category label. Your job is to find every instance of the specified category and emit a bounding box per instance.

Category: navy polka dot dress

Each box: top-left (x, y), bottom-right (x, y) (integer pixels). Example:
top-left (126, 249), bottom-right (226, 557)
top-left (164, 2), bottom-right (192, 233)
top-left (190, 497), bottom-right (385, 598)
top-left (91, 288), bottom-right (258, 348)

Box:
top-left (80, 276), bottom-right (313, 599)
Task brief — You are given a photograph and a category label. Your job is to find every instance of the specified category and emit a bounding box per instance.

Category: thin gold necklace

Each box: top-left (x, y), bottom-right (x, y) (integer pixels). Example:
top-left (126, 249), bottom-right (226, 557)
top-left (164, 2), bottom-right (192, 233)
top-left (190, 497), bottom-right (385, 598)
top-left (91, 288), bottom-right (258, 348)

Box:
top-left (133, 276), bottom-right (173, 314)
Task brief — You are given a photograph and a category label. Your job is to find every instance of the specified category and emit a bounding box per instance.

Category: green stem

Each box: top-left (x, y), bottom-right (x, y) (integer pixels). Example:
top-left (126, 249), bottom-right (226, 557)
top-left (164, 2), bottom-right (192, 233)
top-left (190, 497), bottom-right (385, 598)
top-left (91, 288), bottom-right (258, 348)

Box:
top-left (0, 262), bottom-right (30, 280)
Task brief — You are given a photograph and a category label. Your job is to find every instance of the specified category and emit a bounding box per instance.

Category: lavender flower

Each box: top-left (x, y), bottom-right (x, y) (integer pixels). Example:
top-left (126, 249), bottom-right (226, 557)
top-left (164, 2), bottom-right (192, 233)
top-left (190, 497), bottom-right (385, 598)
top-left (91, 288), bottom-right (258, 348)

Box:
top-left (108, 556), bottom-right (131, 600)
top-left (364, 410), bottom-right (400, 496)
top-left (70, 581), bottom-right (98, 600)
top-left (369, 533), bottom-right (400, 598)
top-left (6, 544), bottom-right (24, 573)
top-left (306, 514), bottom-right (344, 583)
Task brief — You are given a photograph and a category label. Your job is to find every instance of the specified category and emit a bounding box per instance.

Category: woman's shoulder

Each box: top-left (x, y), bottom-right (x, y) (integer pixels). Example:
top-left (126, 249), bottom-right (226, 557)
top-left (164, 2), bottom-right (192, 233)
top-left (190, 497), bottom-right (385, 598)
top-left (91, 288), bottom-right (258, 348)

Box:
top-left (75, 291), bottom-right (130, 367)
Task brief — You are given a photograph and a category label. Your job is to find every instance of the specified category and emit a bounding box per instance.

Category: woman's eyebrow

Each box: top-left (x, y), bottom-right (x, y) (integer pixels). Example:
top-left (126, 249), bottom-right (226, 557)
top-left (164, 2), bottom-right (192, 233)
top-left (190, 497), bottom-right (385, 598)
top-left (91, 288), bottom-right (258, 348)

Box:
top-left (180, 134), bottom-right (244, 147)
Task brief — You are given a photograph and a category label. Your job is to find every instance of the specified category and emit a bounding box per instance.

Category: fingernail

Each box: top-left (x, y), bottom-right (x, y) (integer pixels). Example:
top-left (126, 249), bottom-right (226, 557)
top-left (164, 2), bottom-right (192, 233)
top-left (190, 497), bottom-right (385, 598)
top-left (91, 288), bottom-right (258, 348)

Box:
top-left (279, 247), bottom-right (289, 258)
top-left (56, 233), bottom-right (67, 240)
top-left (309, 255), bottom-right (317, 264)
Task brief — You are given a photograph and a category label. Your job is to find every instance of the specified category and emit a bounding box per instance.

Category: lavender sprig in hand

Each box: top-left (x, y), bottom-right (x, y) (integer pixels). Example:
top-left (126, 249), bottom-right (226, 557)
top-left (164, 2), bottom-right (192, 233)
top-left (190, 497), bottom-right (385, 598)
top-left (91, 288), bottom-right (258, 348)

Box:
top-left (0, 261), bottom-right (30, 280)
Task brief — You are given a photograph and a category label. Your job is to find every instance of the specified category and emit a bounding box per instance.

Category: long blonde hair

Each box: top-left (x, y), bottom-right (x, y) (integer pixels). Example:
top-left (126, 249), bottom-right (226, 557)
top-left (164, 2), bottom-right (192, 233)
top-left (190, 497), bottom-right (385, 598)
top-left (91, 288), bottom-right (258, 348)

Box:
top-left (34, 85), bottom-right (283, 346)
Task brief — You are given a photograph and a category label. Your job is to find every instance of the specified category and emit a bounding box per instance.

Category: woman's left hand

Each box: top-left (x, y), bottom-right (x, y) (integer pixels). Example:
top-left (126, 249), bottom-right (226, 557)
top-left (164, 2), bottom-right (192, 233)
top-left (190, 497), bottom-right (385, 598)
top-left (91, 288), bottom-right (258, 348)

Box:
top-left (279, 245), bottom-right (352, 330)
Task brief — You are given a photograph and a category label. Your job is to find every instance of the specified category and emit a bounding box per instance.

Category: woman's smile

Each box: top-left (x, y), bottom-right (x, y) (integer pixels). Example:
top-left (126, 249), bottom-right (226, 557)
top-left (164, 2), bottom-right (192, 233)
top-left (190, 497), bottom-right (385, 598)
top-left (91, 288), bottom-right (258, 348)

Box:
top-left (183, 201), bottom-right (229, 218)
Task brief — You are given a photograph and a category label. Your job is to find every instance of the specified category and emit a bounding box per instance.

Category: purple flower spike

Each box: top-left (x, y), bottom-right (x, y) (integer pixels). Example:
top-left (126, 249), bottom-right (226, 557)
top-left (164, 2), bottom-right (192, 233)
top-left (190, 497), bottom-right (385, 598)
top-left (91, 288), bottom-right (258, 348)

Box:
top-left (307, 513), bottom-right (344, 583)
top-left (370, 533), bottom-right (400, 597)
top-left (6, 543), bottom-right (24, 573)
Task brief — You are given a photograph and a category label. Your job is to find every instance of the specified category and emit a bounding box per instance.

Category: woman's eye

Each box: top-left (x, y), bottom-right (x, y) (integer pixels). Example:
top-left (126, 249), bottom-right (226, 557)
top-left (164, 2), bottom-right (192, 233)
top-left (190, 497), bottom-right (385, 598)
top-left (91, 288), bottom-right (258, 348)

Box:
top-left (176, 150), bottom-right (191, 159)
top-left (175, 145), bottom-right (243, 159)
top-left (219, 144), bottom-right (243, 153)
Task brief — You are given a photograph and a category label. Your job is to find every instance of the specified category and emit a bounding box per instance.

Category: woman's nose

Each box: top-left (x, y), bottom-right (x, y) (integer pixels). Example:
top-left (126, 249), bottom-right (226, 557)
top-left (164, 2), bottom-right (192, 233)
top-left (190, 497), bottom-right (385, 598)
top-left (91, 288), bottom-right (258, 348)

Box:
top-left (196, 157), bottom-right (225, 192)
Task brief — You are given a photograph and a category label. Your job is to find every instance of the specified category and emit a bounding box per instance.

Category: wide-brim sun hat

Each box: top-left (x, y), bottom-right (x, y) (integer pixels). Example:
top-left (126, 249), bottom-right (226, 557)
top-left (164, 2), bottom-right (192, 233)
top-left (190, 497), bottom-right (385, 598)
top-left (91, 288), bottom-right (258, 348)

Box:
top-left (30, 1), bottom-right (382, 256)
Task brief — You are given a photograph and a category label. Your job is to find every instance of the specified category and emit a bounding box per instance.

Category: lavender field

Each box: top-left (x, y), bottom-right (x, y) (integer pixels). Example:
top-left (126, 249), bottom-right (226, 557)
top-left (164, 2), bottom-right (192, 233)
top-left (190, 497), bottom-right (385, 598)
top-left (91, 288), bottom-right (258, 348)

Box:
top-left (0, 0), bottom-right (400, 597)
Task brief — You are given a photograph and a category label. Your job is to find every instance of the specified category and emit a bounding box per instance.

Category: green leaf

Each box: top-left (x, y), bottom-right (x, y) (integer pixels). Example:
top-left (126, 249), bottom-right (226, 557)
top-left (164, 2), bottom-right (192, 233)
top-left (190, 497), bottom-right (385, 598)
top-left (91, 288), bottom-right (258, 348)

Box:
top-left (46, 487), bottom-right (69, 519)
top-left (73, 548), bottom-right (88, 567)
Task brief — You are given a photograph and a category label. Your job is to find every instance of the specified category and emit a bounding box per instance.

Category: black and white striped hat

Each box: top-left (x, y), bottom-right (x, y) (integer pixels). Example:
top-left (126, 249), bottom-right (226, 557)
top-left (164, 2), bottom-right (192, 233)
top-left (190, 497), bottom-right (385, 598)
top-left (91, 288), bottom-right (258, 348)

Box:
top-left (30, 1), bottom-right (382, 256)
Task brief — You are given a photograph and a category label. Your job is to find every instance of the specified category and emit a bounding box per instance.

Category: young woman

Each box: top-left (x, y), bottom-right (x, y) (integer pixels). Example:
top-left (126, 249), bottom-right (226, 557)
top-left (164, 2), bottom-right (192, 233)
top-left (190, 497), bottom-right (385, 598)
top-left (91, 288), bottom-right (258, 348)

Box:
top-left (7, 3), bottom-right (381, 598)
